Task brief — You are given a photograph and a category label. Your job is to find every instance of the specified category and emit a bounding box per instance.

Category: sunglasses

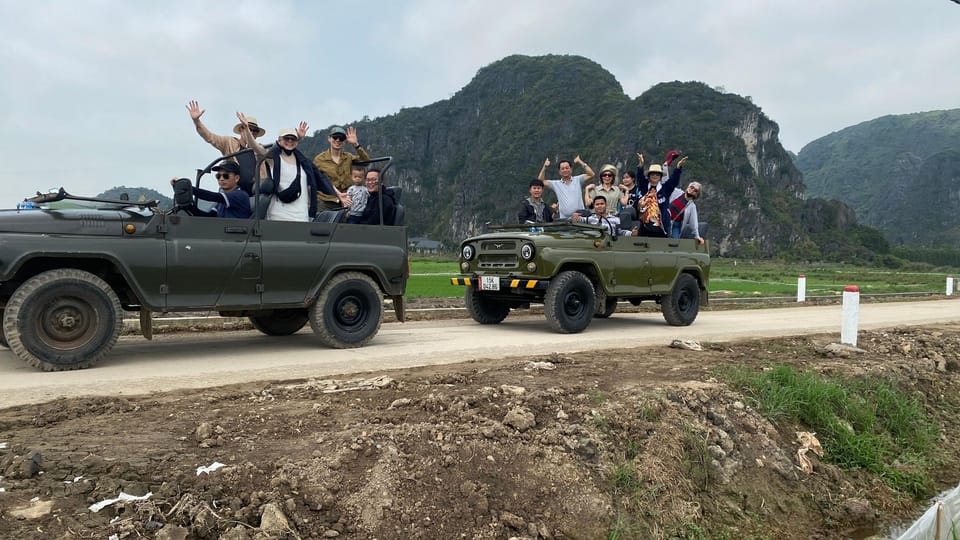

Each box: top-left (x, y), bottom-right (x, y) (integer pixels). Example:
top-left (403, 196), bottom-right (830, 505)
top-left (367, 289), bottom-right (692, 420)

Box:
top-left (600, 173), bottom-right (614, 177)
top-left (281, 136), bottom-right (299, 142)
top-left (331, 135), bottom-right (346, 142)
top-left (215, 173), bottom-right (234, 179)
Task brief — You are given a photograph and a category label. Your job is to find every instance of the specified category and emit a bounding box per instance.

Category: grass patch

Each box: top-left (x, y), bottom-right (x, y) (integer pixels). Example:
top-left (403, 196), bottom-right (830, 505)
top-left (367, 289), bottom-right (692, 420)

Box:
top-left (718, 364), bottom-right (939, 497)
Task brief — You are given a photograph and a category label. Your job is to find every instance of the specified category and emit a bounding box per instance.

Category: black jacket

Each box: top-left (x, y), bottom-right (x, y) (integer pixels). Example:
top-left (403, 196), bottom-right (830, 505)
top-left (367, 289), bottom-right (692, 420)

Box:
top-left (517, 198), bottom-right (554, 223)
top-left (358, 189), bottom-right (396, 225)
top-left (261, 147), bottom-right (336, 218)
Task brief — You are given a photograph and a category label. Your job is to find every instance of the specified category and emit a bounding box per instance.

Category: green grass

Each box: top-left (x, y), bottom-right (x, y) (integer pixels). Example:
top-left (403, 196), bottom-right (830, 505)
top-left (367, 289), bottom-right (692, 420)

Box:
top-left (405, 256), bottom-right (954, 299)
top-left (718, 364), bottom-right (939, 497)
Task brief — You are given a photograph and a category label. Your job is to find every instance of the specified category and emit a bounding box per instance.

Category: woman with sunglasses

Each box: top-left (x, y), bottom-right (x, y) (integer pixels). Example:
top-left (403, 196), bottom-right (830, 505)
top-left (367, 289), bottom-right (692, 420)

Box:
top-left (237, 112), bottom-right (345, 221)
top-left (583, 164), bottom-right (620, 216)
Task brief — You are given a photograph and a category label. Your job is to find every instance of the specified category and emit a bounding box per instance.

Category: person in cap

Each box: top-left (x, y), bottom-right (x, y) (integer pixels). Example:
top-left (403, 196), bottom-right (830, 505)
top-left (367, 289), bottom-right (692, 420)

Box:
top-left (311, 125), bottom-right (371, 212)
top-left (583, 164), bottom-right (619, 216)
top-left (537, 155), bottom-right (596, 219)
top-left (634, 151), bottom-right (688, 236)
top-left (667, 181), bottom-right (705, 244)
top-left (169, 160), bottom-right (252, 219)
top-left (186, 100), bottom-right (274, 194)
top-left (236, 112), bottom-right (345, 222)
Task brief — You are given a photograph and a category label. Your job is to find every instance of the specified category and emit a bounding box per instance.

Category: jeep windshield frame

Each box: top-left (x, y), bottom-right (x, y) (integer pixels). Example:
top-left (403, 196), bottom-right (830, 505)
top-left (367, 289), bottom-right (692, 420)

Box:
top-left (27, 187), bottom-right (159, 208)
top-left (487, 221), bottom-right (608, 237)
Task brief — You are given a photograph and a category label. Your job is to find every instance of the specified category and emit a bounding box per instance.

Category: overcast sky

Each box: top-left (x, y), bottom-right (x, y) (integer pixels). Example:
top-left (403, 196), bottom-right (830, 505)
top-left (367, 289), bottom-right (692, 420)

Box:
top-left (1, 0), bottom-right (957, 204)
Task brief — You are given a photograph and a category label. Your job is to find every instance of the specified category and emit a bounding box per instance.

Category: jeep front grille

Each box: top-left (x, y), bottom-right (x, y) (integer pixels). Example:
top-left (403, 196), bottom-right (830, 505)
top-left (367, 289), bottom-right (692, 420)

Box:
top-left (481, 241), bottom-right (516, 251)
top-left (478, 255), bottom-right (518, 269)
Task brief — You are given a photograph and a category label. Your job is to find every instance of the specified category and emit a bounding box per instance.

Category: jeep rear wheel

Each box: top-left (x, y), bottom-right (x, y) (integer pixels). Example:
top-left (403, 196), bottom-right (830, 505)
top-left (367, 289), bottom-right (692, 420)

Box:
top-left (3, 269), bottom-right (123, 371)
top-left (310, 272), bottom-right (383, 348)
top-left (661, 273), bottom-right (700, 326)
top-left (249, 309), bottom-right (309, 336)
top-left (544, 270), bottom-right (596, 334)
top-left (0, 310), bottom-right (7, 348)
top-left (464, 288), bottom-right (510, 324)
top-left (594, 297), bottom-right (618, 318)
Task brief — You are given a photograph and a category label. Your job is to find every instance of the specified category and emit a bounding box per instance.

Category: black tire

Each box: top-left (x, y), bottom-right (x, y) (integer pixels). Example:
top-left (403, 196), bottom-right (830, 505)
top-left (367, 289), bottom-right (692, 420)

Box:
top-left (661, 273), bottom-right (701, 326)
top-left (0, 310), bottom-right (7, 348)
top-left (310, 272), bottom-right (383, 348)
top-left (544, 271), bottom-right (596, 334)
top-left (464, 288), bottom-right (510, 325)
top-left (249, 309), bottom-right (309, 336)
top-left (594, 297), bottom-right (618, 318)
top-left (3, 269), bottom-right (123, 371)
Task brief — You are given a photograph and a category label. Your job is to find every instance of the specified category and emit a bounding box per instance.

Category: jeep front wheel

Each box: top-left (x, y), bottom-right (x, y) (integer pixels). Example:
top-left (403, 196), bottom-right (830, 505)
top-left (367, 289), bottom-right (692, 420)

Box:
top-left (544, 271), bottom-right (596, 334)
top-left (661, 273), bottom-right (700, 326)
top-left (250, 309), bottom-right (309, 336)
top-left (464, 288), bottom-right (510, 324)
top-left (3, 269), bottom-right (123, 371)
top-left (310, 272), bottom-right (383, 348)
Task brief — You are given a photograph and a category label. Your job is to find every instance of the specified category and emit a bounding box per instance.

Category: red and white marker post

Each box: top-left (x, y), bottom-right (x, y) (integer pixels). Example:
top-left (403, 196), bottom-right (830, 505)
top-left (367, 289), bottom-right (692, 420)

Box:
top-left (797, 274), bottom-right (806, 303)
top-left (841, 285), bottom-right (860, 347)
top-left (948, 275), bottom-right (954, 297)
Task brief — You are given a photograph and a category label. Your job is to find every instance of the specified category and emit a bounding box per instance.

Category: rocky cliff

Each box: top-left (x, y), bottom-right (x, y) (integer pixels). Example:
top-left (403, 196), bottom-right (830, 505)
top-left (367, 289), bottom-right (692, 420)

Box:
top-left (298, 54), bottom-right (873, 259)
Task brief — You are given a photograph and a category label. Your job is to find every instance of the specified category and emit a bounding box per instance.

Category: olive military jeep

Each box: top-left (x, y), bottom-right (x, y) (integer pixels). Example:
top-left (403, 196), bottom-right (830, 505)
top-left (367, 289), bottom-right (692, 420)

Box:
top-left (452, 222), bottom-right (709, 333)
top-left (0, 153), bottom-right (407, 371)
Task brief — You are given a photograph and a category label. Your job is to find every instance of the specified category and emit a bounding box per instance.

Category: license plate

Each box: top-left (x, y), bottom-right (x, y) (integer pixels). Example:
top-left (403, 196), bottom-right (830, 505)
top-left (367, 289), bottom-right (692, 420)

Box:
top-left (480, 276), bottom-right (500, 291)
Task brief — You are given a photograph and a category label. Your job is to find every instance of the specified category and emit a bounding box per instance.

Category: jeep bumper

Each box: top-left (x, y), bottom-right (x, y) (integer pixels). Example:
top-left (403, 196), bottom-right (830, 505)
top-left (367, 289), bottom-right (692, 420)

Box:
top-left (451, 275), bottom-right (549, 292)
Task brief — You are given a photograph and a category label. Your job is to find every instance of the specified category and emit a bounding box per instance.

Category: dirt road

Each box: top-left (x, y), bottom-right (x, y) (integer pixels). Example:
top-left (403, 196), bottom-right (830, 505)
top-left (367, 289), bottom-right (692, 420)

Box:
top-left (1, 299), bottom-right (957, 408)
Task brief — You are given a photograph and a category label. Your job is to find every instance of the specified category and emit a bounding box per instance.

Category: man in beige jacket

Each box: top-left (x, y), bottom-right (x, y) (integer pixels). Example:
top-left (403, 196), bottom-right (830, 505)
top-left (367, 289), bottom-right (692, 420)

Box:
top-left (186, 99), bottom-right (269, 193)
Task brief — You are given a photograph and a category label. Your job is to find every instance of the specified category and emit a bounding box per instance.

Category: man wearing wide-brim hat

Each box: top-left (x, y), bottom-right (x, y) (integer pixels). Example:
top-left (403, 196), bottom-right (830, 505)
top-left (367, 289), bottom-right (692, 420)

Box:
top-left (186, 99), bottom-right (268, 194)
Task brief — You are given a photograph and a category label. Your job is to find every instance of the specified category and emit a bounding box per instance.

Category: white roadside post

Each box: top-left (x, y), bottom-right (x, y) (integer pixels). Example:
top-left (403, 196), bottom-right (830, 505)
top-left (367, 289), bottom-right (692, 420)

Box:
top-left (840, 285), bottom-right (860, 347)
top-left (797, 274), bottom-right (806, 303)
top-left (947, 275), bottom-right (954, 296)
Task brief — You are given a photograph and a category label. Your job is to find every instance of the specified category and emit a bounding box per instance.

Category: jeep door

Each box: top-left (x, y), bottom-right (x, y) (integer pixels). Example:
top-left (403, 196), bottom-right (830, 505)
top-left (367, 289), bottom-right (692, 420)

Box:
top-left (609, 236), bottom-right (653, 295)
top-left (163, 214), bottom-right (261, 309)
top-left (257, 220), bottom-right (333, 305)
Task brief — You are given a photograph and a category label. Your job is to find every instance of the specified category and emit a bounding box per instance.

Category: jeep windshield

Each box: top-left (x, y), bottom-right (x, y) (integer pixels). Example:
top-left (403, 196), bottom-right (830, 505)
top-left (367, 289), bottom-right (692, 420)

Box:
top-left (487, 221), bottom-right (606, 238)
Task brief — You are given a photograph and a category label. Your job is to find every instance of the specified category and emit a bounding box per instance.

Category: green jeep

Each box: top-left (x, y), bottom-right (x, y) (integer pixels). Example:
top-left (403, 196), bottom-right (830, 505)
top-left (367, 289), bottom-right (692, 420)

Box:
top-left (452, 222), bottom-right (709, 333)
top-left (0, 153), bottom-right (407, 371)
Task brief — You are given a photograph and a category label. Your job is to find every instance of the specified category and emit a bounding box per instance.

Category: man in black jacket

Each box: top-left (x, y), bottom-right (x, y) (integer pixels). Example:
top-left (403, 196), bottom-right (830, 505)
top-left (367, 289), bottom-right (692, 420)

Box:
top-left (517, 179), bottom-right (554, 223)
top-left (357, 168), bottom-right (396, 225)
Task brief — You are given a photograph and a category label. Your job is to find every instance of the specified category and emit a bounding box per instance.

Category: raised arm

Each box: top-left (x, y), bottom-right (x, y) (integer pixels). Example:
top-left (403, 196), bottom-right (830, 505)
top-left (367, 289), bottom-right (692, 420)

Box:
top-left (662, 156), bottom-right (688, 194)
top-left (187, 100), bottom-right (235, 153)
top-left (635, 152), bottom-right (647, 188)
top-left (583, 183), bottom-right (596, 207)
top-left (538, 157), bottom-right (550, 184)
top-left (345, 126), bottom-right (371, 161)
top-left (575, 155), bottom-right (594, 181)
top-left (236, 112), bottom-right (268, 158)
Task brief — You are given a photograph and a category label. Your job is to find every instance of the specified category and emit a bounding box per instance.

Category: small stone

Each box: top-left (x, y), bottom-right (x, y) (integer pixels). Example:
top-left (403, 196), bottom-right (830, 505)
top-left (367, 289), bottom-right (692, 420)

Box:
top-left (9, 499), bottom-right (53, 520)
top-left (259, 502), bottom-right (291, 534)
top-left (324, 530), bottom-right (340, 538)
top-left (500, 385), bottom-right (526, 396)
top-left (195, 422), bottom-right (213, 441)
top-left (156, 526), bottom-right (189, 540)
top-left (501, 511), bottom-right (526, 530)
top-left (503, 407), bottom-right (536, 432)
top-left (388, 398), bottom-right (412, 409)
top-left (556, 408), bottom-right (568, 420)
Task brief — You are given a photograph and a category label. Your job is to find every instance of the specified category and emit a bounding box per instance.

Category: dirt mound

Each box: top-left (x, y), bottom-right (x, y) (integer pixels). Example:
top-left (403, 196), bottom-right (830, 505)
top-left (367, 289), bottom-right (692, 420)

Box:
top-left (1, 326), bottom-right (959, 539)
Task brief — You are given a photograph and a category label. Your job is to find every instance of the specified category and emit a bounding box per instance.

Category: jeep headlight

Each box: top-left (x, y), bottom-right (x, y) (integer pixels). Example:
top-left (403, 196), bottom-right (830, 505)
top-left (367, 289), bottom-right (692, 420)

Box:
top-left (461, 244), bottom-right (475, 261)
top-left (520, 243), bottom-right (535, 261)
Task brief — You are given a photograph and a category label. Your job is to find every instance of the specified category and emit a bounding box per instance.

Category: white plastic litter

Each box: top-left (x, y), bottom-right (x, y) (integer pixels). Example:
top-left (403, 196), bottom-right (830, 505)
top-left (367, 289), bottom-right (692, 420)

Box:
top-left (196, 462), bottom-right (226, 476)
top-left (897, 484), bottom-right (960, 540)
top-left (88, 491), bottom-right (153, 513)
top-left (0, 442), bottom-right (8, 449)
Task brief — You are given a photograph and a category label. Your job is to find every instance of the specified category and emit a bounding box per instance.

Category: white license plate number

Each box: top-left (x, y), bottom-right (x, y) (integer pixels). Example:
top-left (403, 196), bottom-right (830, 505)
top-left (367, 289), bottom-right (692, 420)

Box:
top-left (480, 276), bottom-right (500, 291)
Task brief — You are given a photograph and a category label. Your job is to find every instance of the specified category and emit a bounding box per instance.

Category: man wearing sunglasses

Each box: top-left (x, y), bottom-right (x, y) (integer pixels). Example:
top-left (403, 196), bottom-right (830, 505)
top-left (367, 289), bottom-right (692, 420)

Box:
top-left (312, 125), bottom-right (371, 212)
top-left (169, 161), bottom-right (252, 219)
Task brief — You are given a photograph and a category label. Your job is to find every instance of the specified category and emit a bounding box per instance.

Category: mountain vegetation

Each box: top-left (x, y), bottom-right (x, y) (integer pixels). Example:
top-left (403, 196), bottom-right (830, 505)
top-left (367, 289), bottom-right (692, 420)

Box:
top-left (796, 109), bottom-right (960, 248)
top-left (97, 186), bottom-right (173, 209)
top-left (298, 54), bottom-right (880, 260)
